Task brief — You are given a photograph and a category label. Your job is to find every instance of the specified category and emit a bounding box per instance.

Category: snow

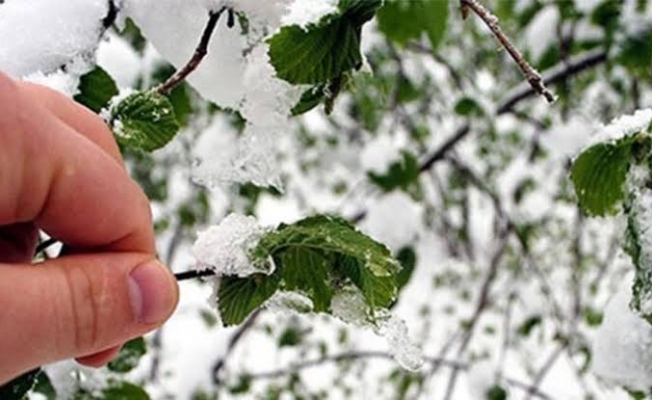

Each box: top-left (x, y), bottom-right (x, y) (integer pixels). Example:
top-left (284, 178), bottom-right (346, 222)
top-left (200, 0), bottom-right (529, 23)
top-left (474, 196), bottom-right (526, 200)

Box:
top-left (0, 0), bottom-right (106, 78)
top-left (330, 286), bottom-right (424, 371)
top-left (96, 33), bottom-right (141, 89)
top-left (240, 45), bottom-right (303, 127)
top-left (22, 70), bottom-right (79, 98)
top-left (192, 123), bottom-right (284, 189)
top-left (330, 285), bottom-right (369, 326)
top-left (265, 291), bottom-right (314, 314)
top-left (42, 361), bottom-right (106, 400)
top-left (192, 213), bottom-right (271, 277)
top-left (586, 108), bottom-right (652, 148)
top-left (281, 0), bottom-right (339, 28)
top-left (360, 134), bottom-right (403, 175)
top-left (524, 6), bottom-right (559, 62)
top-left (121, 0), bottom-right (246, 109)
top-left (361, 192), bottom-right (423, 251)
top-left (375, 313), bottom-right (424, 371)
top-left (593, 279), bottom-right (652, 392)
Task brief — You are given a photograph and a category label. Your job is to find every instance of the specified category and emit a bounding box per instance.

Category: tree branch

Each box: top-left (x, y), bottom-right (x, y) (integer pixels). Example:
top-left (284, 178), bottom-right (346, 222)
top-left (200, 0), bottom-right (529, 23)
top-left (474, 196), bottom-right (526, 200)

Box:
top-left (460, 0), bottom-right (555, 103)
top-left (212, 308), bottom-right (263, 384)
top-left (240, 350), bottom-right (553, 399)
top-left (174, 269), bottom-right (215, 281)
top-left (155, 7), bottom-right (228, 95)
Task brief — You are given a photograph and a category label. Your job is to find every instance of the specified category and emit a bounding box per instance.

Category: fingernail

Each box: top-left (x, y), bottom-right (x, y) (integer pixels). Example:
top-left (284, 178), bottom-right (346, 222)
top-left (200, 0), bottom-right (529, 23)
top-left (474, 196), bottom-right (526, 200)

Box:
top-left (128, 260), bottom-right (176, 324)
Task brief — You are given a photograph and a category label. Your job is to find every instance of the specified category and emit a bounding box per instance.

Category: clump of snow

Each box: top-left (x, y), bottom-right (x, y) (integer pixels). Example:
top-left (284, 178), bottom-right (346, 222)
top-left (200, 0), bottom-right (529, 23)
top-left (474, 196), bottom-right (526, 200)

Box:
top-left (43, 361), bottom-right (106, 400)
top-left (22, 70), bottom-right (80, 98)
top-left (240, 45), bottom-right (303, 127)
top-left (375, 313), bottom-right (425, 371)
top-left (330, 286), bottom-right (424, 371)
top-left (192, 124), bottom-right (284, 189)
top-left (281, 0), bottom-right (339, 28)
top-left (593, 280), bottom-right (652, 392)
top-left (192, 213), bottom-right (271, 277)
top-left (586, 108), bottom-right (652, 148)
top-left (265, 291), bottom-right (314, 314)
top-left (0, 0), bottom-right (106, 78)
top-left (330, 285), bottom-right (369, 325)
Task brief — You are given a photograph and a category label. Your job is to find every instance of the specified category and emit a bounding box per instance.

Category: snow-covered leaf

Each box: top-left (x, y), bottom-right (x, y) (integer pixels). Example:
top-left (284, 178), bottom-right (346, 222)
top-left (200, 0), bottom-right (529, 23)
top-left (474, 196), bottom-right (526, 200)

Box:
top-left (267, 0), bottom-right (381, 85)
top-left (253, 215), bottom-right (399, 278)
top-left (110, 91), bottom-right (179, 152)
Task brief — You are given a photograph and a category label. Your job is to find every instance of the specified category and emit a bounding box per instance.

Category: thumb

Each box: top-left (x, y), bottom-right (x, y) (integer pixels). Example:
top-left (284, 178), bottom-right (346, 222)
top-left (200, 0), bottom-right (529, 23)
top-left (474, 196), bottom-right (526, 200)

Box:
top-left (0, 253), bottom-right (178, 383)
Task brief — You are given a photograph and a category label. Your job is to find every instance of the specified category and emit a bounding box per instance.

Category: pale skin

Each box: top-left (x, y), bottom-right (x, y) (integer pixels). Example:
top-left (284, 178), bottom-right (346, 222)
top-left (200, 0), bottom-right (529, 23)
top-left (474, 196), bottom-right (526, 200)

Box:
top-left (0, 71), bottom-right (179, 384)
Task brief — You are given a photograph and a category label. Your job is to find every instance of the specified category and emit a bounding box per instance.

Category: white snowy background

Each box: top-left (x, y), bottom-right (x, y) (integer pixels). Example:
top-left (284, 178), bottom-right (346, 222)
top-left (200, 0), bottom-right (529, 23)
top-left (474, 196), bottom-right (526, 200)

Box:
top-left (2, 0), bottom-right (652, 399)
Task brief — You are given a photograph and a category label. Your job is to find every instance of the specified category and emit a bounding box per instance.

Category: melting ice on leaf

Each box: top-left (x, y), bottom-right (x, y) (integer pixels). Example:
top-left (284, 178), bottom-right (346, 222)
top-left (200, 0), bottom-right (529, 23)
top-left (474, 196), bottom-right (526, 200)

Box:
top-left (109, 91), bottom-right (179, 152)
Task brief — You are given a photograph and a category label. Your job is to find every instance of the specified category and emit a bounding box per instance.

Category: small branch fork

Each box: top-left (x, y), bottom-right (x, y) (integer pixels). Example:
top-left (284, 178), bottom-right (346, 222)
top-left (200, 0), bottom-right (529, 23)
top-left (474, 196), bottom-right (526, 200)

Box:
top-left (460, 0), bottom-right (556, 103)
top-left (155, 7), bottom-right (229, 95)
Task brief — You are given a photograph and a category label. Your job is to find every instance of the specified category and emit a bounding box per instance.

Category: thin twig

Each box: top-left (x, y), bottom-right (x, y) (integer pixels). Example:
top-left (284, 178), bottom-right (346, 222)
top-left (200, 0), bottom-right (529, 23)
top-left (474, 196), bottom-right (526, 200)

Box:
top-left (460, 0), bottom-right (555, 103)
top-left (174, 269), bottom-right (215, 281)
top-left (212, 308), bottom-right (263, 384)
top-left (155, 7), bottom-right (227, 95)
top-left (241, 350), bottom-right (553, 400)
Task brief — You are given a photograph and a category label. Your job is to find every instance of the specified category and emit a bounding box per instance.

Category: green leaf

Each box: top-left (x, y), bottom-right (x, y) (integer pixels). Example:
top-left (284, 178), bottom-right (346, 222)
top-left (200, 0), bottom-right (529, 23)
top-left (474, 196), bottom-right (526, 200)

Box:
top-left (516, 315), bottom-right (542, 337)
top-left (32, 371), bottom-right (56, 400)
top-left (278, 326), bottom-right (306, 347)
top-left (253, 215), bottom-right (398, 278)
top-left (218, 271), bottom-right (281, 326)
top-left (110, 91), bottom-right (179, 152)
top-left (251, 215), bottom-right (400, 316)
top-left (267, 0), bottom-right (381, 85)
top-left (0, 368), bottom-right (41, 400)
top-left (281, 247), bottom-right (333, 312)
top-left (616, 25), bottom-right (652, 78)
top-left (102, 382), bottom-right (150, 400)
top-left (291, 85), bottom-right (326, 116)
top-left (336, 255), bottom-right (396, 309)
top-left (376, 0), bottom-right (449, 50)
top-left (571, 135), bottom-right (641, 216)
top-left (107, 337), bottom-right (147, 373)
top-left (485, 385), bottom-right (508, 400)
top-left (454, 97), bottom-right (484, 117)
top-left (74, 66), bottom-right (119, 113)
top-left (368, 151), bottom-right (420, 193)
top-left (395, 246), bottom-right (417, 291)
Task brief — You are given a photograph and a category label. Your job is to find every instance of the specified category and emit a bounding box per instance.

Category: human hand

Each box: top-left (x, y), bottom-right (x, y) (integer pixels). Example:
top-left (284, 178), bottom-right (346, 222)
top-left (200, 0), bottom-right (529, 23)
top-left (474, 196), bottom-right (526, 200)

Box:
top-left (0, 72), bottom-right (179, 384)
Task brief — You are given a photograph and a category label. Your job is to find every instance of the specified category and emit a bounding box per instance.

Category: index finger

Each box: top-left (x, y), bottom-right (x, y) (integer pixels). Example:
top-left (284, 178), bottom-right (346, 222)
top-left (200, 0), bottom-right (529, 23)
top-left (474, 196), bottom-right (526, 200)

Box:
top-left (0, 72), bottom-right (154, 253)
